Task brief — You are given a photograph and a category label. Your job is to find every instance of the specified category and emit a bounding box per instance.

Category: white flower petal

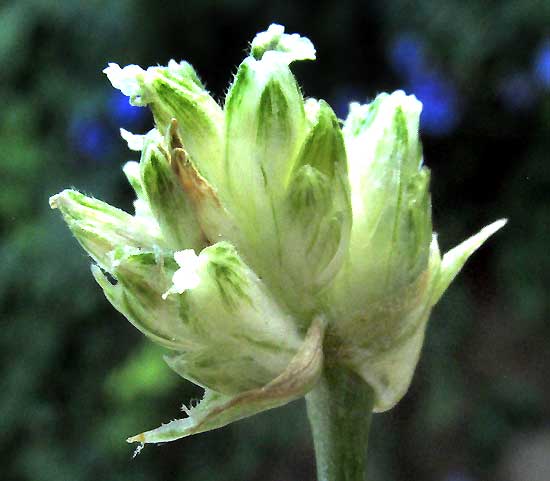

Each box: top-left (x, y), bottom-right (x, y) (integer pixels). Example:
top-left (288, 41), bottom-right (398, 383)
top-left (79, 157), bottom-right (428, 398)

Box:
top-left (170, 250), bottom-right (207, 294)
top-left (120, 128), bottom-right (145, 151)
top-left (251, 23), bottom-right (316, 64)
top-left (103, 63), bottom-right (146, 104)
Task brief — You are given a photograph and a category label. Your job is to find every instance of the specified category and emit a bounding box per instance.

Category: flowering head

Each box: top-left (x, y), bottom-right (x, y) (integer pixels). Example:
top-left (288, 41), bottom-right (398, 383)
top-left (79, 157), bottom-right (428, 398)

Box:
top-left (50, 24), bottom-right (505, 443)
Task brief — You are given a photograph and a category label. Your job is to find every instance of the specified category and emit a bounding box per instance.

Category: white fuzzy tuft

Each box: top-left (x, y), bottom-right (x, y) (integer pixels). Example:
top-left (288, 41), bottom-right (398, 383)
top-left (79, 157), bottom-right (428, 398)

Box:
top-left (103, 63), bottom-right (146, 103)
top-left (162, 250), bottom-right (207, 299)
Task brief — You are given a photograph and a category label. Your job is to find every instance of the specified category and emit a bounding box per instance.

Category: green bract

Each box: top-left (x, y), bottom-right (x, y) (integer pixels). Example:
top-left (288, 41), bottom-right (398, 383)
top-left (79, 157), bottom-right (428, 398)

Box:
top-left (50, 24), bottom-right (505, 444)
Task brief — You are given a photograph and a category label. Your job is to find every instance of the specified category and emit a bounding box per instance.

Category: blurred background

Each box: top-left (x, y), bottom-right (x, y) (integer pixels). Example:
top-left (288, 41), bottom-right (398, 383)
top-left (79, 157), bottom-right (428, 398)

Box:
top-left (1, 0), bottom-right (548, 480)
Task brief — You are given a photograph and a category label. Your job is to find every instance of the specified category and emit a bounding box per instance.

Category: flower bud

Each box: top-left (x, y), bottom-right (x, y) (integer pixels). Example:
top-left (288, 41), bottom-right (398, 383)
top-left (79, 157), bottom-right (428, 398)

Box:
top-left (51, 24), bottom-right (506, 443)
top-left (163, 242), bottom-right (302, 394)
top-left (342, 92), bottom-right (429, 300)
top-left (92, 241), bottom-right (305, 393)
top-left (104, 60), bottom-right (224, 188)
top-left (49, 190), bottom-right (164, 271)
top-left (91, 241), bottom-right (324, 444)
top-left (139, 131), bottom-right (205, 252)
top-left (224, 28), bottom-right (313, 201)
top-left (324, 92), bottom-right (505, 410)
top-left (220, 25), bottom-right (321, 314)
top-left (281, 99), bottom-right (351, 301)
top-left (91, 247), bottom-right (190, 351)
top-left (129, 316), bottom-right (324, 444)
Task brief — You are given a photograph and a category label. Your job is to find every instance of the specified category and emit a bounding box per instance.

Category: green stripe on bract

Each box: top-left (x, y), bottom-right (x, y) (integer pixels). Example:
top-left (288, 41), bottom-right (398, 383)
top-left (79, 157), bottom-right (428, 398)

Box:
top-left (206, 244), bottom-right (251, 310)
top-left (49, 189), bottom-right (164, 271)
top-left (141, 141), bottom-right (204, 252)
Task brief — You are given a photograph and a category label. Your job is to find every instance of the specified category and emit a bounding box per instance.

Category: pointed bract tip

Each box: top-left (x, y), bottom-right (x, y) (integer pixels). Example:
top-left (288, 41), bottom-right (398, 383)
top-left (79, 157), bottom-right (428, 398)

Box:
top-left (488, 218), bottom-right (508, 232)
top-left (49, 193), bottom-right (60, 210)
top-left (430, 218), bottom-right (508, 306)
top-left (127, 433), bottom-right (145, 444)
top-left (168, 118), bottom-right (184, 150)
top-left (49, 189), bottom-right (73, 210)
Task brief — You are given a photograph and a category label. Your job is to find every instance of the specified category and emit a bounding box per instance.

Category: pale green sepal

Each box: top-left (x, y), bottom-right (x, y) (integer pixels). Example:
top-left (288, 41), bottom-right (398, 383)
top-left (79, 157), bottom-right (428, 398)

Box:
top-left (91, 248), bottom-right (194, 352)
top-left (223, 51), bottom-right (308, 285)
top-left (49, 189), bottom-right (164, 271)
top-left (281, 100), bottom-right (351, 292)
top-left (430, 219), bottom-right (507, 305)
top-left (225, 57), bottom-right (306, 189)
top-left (127, 317), bottom-right (325, 444)
top-left (224, 56), bottom-right (306, 198)
top-left (164, 350), bottom-right (284, 395)
top-left (331, 91), bottom-right (427, 315)
top-left (354, 312), bottom-right (429, 413)
top-left (147, 62), bottom-right (224, 185)
top-left (162, 242), bottom-right (302, 393)
top-left (358, 221), bottom-right (505, 410)
top-left (346, 236), bottom-right (441, 412)
top-left (250, 24), bottom-right (316, 63)
top-left (140, 138), bottom-right (204, 251)
top-left (104, 61), bottom-right (224, 187)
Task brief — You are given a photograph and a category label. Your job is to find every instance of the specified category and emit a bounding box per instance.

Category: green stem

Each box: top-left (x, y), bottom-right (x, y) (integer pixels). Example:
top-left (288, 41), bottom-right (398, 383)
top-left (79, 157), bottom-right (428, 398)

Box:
top-left (305, 364), bottom-right (375, 481)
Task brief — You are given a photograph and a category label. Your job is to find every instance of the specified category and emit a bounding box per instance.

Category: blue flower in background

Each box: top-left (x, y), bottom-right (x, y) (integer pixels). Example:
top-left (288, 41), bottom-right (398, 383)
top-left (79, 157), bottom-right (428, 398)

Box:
top-left (388, 33), bottom-right (460, 136)
top-left (388, 33), bottom-right (426, 78)
top-left (444, 472), bottom-right (475, 481)
top-left (108, 90), bottom-right (147, 126)
top-left (498, 72), bottom-right (536, 112)
top-left (331, 85), bottom-right (366, 120)
top-left (533, 39), bottom-right (550, 88)
top-left (69, 117), bottom-right (113, 159)
top-left (409, 71), bottom-right (460, 136)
